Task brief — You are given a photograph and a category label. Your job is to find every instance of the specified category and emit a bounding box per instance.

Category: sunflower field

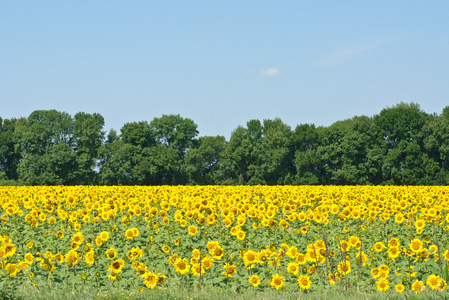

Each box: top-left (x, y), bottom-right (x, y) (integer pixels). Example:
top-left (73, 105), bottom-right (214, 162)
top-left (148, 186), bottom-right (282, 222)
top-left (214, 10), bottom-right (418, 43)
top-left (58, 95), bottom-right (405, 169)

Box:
top-left (1, 185), bottom-right (449, 296)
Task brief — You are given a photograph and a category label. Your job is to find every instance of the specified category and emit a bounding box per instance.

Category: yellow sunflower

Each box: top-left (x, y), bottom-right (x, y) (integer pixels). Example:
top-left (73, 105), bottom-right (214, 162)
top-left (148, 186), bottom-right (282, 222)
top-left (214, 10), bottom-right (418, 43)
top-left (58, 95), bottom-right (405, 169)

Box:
top-left (249, 274), bottom-right (261, 287)
top-left (297, 275), bottom-right (312, 290)
top-left (270, 273), bottom-right (285, 290)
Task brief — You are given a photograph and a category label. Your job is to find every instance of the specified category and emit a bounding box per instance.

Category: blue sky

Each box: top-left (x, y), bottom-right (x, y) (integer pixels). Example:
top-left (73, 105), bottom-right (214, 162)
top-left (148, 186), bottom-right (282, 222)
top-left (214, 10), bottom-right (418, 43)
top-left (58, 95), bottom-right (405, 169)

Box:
top-left (1, 1), bottom-right (448, 139)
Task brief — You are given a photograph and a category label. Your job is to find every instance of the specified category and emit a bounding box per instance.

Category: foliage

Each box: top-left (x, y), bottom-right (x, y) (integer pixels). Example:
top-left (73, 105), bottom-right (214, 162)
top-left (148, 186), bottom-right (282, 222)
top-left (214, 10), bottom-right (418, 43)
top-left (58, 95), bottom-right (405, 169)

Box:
top-left (1, 103), bottom-right (449, 185)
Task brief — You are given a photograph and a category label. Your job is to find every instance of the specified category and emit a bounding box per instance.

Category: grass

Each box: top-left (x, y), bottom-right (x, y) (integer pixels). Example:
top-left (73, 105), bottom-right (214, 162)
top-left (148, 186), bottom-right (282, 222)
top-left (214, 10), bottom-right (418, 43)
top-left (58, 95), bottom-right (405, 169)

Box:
top-left (3, 282), bottom-right (449, 300)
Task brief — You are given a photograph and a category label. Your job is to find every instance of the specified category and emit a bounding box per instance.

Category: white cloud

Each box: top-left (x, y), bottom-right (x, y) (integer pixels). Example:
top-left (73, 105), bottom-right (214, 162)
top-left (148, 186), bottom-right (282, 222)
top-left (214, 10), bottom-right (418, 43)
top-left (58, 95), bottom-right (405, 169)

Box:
top-left (319, 39), bottom-right (393, 67)
top-left (261, 67), bottom-right (281, 76)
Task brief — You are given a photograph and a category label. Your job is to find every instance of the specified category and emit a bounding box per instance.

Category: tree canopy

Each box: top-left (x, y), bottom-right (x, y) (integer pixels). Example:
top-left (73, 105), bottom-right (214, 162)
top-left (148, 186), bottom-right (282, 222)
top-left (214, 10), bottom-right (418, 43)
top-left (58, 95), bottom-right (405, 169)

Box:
top-left (1, 103), bottom-right (449, 186)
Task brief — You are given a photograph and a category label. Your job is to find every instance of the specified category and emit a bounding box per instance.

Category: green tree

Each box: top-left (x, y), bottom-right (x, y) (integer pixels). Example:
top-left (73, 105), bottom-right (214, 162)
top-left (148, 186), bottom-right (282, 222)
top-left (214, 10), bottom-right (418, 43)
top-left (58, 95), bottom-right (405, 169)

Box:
top-left (72, 112), bottom-right (105, 184)
top-left (184, 135), bottom-right (227, 184)
top-left (221, 118), bottom-right (293, 185)
top-left (0, 117), bottom-right (23, 182)
top-left (15, 110), bottom-right (77, 185)
top-left (330, 116), bottom-right (382, 185)
top-left (259, 118), bottom-right (294, 184)
top-left (292, 124), bottom-right (322, 185)
top-left (374, 102), bottom-right (433, 184)
top-left (98, 121), bottom-right (179, 185)
top-left (422, 106), bottom-right (449, 184)
top-left (150, 114), bottom-right (199, 183)
top-left (120, 121), bottom-right (155, 148)
top-left (150, 114), bottom-right (199, 159)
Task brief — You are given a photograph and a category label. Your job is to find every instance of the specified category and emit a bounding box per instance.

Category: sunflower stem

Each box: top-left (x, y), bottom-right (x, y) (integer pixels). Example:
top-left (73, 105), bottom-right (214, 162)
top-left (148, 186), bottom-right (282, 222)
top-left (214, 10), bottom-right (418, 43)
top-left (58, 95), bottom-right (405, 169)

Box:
top-left (433, 221), bottom-right (444, 279)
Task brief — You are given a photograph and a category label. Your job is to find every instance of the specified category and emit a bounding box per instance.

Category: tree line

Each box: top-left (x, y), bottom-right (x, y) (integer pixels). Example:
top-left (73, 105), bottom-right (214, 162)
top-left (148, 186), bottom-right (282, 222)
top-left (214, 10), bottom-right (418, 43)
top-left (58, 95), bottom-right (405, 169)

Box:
top-left (1, 102), bottom-right (449, 186)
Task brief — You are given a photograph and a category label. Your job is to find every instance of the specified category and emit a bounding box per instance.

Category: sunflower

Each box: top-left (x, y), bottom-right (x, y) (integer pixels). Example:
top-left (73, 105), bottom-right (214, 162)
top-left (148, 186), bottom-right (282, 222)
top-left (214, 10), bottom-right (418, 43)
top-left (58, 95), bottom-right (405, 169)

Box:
top-left (125, 229), bottom-right (134, 239)
top-left (222, 263), bottom-right (237, 277)
top-left (109, 259), bottom-right (125, 274)
top-left (409, 238), bottom-right (423, 254)
top-left (95, 236), bottom-right (103, 247)
top-left (38, 213), bottom-right (47, 222)
top-left (395, 283), bottom-right (405, 293)
top-left (287, 246), bottom-right (299, 258)
top-left (297, 275), bottom-right (312, 290)
top-left (270, 273), bottom-right (285, 290)
top-left (415, 219), bottom-right (425, 229)
top-left (105, 248), bottom-right (117, 260)
top-left (127, 247), bottom-right (140, 260)
top-left (249, 274), bottom-right (261, 287)
top-left (65, 250), bottom-right (80, 265)
top-left (339, 240), bottom-right (349, 252)
top-left (376, 278), bottom-right (390, 291)
top-left (190, 257), bottom-right (199, 265)
top-left (162, 245), bottom-right (170, 254)
top-left (348, 236), bottom-right (360, 248)
top-left (374, 242), bottom-right (386, 252)
top-left (85, 251), bottom-right (95, 265)
top-left (74, 223), bottom-right (81, 231)
top-left (243, 250), bottom-right (259, 266)
top-left (70, 241), bottom-right (80, 251)
top-left (44, 251), bottom-right (53, 261)
top-left (338, 261), bottom-right (351, 276)
top-left (174, 239), bottom-right (181, 246)
top-left (379, 264), bottom-right (389, 276)
top-left (107, 272), bottom-right (117, 281)
top-left (411, 279), bottom-right (425, 294)
top-left (212, 246), bottom-right (224, 260)
top-left (223, 218), bottom-right (233, 227)
top-left (141, 271), bottom-right (158, 289)
top-left (157, 273), bottom-right (167, 284)
top-left (24, 253), bottom-right (34, 265)
top-left (4, 244), bottom-right (17, 257)
top-left (191, 263), bottom-right (205, 277)
top-left (191, 248), bottom-right (200, 259)
top-left (71, 232), bottom-right (84, 245)
top-left (297, 253), bottom-right (307, 265)
top-left (174, 258), bottom-right (190, 275)
top-left (394, 213), bottom-right (404, 223)
top-left (188, 225), bottom-right (198, 236)
top-left (388, 238), bottom-right (400, 248)
top-left (100, 231), bottom-right (110, 242)
top-left (428, 245), bottom-right (438, 254)
top-left (388, 247), bottom-right (400, 259)
top-left (426, 274), bottom-right (441, 290)
top-left (202, 256), bottom-right (214, 270)
top-left (287, 262), bottom-right (300, 275)
top-left (236, 230), bottom-right (246, 241)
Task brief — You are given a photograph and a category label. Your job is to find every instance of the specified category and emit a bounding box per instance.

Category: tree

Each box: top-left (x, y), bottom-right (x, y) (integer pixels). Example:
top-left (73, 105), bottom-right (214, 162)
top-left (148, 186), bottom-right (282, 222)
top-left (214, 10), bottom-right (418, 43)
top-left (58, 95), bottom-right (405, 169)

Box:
top-left (72, 112), bottom-right (105, 184)
top-left (184, 135), bottom-right (227, 184)
top-left (98, 120), bottom-right (180, 185)
top-left (221, 118), bottom-right (293, 185)
top-left (150, 114), bottom-right (199, 159)
top-left (292, 124), bottom-right (321, 184)
top-left (422, 106), bottom-right (449, 184)
top-left (150, 114), bottom-right (199, 183)
top-left (374, 102), bottom-right (432, 184)
top-left (15, 110), bottom-right (77, 185)
top-left (0, 117), bottom-right (23, 181)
